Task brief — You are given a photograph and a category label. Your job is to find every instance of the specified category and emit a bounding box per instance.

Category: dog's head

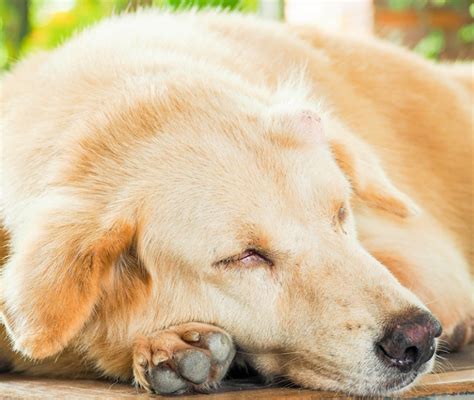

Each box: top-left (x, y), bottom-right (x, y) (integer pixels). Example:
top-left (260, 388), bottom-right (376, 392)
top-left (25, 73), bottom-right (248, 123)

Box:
top-left (1, 75), bottom-right (439, 395)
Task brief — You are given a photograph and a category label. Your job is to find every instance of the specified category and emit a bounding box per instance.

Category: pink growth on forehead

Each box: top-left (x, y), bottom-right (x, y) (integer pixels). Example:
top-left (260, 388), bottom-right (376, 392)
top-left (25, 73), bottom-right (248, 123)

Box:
top-left (295, 110), bottom-right (325, 144)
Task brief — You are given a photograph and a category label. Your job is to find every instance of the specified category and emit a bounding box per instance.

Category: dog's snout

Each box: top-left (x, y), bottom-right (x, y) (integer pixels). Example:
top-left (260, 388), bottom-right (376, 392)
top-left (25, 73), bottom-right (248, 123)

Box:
top-left (377, 311), bottom-right (441, 372)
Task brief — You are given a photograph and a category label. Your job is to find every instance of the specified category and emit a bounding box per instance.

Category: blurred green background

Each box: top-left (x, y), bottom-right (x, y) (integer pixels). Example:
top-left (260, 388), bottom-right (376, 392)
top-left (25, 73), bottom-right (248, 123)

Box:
top-left (376, 0), bottom-right (473, 60)
top-left (0, 0), bottom-right (472, 72)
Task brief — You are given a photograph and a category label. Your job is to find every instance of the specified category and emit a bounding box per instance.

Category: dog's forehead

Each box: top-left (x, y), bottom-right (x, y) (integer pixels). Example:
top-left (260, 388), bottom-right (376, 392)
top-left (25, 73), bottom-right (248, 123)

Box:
top-left (147, 98), bottom-right (351, 233)
top-left (170, 111), bottom-right (349, 205)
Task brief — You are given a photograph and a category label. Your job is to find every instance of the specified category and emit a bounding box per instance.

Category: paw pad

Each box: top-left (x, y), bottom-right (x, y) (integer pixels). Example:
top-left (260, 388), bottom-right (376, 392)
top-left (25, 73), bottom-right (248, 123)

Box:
top-left (133, 323), bottom-right (236, 394)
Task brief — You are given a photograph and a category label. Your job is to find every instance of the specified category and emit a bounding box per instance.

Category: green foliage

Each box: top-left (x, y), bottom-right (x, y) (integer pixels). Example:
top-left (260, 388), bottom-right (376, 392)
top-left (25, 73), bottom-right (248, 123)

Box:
top-left (388, 0), bottom-right (471, 10)
top-left (156, 0), bottom-right (238, 10)
top-left (1, 0), bottom-right (29, 69)
top-left (0, 15), bottom-right (9, 69)
top-left (414, 30), bottom-right (445, 59)
top-left (23, 0), bottom-right (127, 51)
top-left (386, 0), bottom-right (472, 60)
top-left (388, 0), bottom-right (418, 11)
top-left (458, 22), bottom-right (474, 43)
top-left (153, 0), bottom-right (257, 11)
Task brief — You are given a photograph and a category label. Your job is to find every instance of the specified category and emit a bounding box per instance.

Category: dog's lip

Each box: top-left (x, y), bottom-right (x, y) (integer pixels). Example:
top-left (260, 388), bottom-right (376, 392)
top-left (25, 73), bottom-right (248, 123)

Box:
top-left (377, 371), bottom-right (419, 393)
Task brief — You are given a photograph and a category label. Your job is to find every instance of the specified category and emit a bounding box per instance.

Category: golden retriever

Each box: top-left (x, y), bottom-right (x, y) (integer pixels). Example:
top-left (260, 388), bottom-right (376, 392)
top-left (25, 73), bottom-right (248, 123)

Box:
top-left (0, 10), bottom-right (472, 396)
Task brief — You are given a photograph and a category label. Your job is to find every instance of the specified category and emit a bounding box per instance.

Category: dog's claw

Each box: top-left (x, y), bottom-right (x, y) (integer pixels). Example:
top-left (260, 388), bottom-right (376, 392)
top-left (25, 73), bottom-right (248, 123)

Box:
top-left (182, 330), bottom-right (200, 343)
top-left (133, 323), bottom-right (235, 394)
top-left (151, 350), bottom-right (168, 366)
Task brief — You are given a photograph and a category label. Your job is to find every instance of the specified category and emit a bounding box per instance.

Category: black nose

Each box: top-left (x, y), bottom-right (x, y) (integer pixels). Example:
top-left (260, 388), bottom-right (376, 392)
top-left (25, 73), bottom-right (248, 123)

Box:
top-left (377, 311), bottom-right (442, 373)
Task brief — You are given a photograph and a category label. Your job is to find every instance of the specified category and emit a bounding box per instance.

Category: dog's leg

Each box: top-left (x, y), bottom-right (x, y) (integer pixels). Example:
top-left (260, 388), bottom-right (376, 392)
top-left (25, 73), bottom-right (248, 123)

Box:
top-left (358, 212), bottom-right (473, 352)
top-left (133, 322), bottom-right (235, 394)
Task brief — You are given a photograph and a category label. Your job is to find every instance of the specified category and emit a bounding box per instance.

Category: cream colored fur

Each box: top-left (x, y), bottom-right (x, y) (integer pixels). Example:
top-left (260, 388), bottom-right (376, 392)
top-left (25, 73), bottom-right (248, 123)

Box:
top-left (0, 10), bottom-right (472, 396)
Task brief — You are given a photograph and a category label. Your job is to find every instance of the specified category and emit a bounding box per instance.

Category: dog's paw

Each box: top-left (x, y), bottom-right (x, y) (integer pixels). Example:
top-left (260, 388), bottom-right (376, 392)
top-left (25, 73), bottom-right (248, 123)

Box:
top-left (133, 322), bottom-right (235, 394)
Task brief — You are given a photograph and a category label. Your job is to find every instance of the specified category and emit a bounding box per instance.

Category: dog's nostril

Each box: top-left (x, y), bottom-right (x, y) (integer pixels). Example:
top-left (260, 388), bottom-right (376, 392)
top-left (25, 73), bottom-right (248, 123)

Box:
top-left (404, 346), bottom-right (418, 364)
top-left (376, 310), bottom-right (439, 372)
top-left (377, 343), bottom-right (419, 371)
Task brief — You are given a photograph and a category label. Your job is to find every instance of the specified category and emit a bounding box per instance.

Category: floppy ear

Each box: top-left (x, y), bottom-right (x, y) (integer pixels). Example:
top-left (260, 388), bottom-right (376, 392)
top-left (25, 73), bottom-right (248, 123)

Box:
top-left (0, 197), bottom-right (134, 359)
top-left (329, 131), bottom-right (420, 218)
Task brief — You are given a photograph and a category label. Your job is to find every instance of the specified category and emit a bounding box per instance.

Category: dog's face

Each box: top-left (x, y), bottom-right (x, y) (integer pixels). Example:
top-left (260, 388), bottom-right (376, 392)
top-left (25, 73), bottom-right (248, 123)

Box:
top-left (1, 79), bottom-right (439, 395)
top-left (123, 84), bottom-right (438, 394)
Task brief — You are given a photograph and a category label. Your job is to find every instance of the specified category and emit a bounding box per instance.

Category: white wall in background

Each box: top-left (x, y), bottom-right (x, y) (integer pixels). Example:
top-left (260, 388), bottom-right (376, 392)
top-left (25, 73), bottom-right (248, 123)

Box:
top-left (285, 0), bottom-right (373, 34)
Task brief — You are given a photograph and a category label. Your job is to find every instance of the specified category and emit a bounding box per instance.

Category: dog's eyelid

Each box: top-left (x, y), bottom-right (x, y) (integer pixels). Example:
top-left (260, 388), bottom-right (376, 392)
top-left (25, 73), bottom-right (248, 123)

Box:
top-left (215, 248), bottom-right (273, 267)
top-left (338, 204), bottom-right (348, 223)
top-left (332, 202), bottom-right (349, 234)
top-left (240, 248), bottom-right (273, 265)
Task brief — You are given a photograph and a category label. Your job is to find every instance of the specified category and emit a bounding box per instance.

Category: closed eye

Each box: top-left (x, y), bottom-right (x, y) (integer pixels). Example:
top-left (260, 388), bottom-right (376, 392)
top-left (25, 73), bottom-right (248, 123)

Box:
top-left (215, 249), bottom-right (273, 268)
top-left (338, 205), bottom-right (347, 224)
top-left (335, 203), bottom-right (349, 234)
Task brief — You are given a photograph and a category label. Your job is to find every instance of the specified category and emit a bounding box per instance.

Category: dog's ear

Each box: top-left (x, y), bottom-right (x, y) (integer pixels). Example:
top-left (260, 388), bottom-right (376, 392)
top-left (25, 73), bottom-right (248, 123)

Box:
top-left (0, 198), bottom-right (135, 359)
top-left (271, 107), bottom-right (420, 218)
top-left (329, 129), bottom-right (420, 218)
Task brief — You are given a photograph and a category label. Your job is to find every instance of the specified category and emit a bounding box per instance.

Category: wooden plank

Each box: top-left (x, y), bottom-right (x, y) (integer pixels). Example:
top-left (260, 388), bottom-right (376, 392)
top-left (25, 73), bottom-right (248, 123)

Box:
top-left (0, 345), bottom-right (472, 399)
top-left (405, 369), bottom-right (474, 397)
top-left (0, 371), bottom-right (473, 399)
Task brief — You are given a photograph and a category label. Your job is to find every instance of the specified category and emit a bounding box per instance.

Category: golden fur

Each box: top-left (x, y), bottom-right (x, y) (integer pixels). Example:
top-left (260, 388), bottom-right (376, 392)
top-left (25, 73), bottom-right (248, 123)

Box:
top-left (0, 10), bottom-right (472, 395)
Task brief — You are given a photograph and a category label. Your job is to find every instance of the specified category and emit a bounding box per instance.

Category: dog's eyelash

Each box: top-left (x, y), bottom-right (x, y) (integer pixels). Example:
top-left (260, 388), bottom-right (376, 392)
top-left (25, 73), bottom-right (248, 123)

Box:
top-left (216, 249), bottom-right (273, 267)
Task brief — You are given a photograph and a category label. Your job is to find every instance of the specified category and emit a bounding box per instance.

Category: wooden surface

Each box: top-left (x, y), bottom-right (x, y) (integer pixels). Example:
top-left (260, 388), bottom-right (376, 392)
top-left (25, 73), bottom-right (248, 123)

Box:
top-left (0, 345), bottom-right (473, 399)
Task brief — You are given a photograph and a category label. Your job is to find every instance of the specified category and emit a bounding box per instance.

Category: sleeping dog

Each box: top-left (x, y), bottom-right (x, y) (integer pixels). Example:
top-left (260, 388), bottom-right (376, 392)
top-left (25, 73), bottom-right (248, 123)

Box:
top-left (0, 10), bottom-right (472, 396)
